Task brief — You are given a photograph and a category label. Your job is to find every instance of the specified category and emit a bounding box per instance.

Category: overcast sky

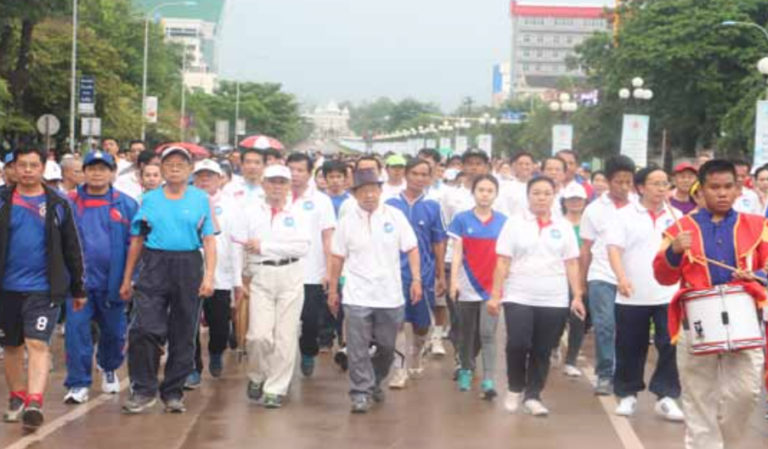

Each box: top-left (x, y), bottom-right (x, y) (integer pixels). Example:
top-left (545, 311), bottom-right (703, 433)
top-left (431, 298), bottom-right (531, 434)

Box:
top-left (218, 0), bottom-right (611, 111)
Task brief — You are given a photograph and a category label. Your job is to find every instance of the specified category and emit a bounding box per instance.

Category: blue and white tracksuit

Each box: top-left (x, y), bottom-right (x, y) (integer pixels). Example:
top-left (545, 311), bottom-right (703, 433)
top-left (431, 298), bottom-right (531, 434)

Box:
top-left (64, 186), bottom-right (138, 388)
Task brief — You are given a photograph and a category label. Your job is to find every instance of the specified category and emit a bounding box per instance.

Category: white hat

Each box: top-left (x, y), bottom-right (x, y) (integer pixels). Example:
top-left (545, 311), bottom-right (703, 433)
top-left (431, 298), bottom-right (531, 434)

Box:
top-left (193, 159), bottom-right (223, 176)
top-left (562, 182), bottom-right (587, 199)
top-left (43, 160), bottom-right (62, 181)
top-left (263, 164), bottom-right (291, 180)
top-left (161, 146), bottom-right (191, 161)
top-left (443, 168), bottom-right (459, 182)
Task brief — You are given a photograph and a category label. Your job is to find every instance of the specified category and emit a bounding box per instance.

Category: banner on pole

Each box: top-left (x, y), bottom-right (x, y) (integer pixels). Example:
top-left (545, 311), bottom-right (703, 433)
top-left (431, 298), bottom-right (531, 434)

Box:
top-left (455, 136), bottom-right (469, 155)
top-left (477, 134), bottom-right (493, 158)
top-left (753, 100), bottom-right (768, 168)
top-left (78, 76), bottom-right (96, 115)
top-left (439, 137), bottom-right (452, 149)
top-left (620, 114), bottom-right (649, 168)
top-left (215, 120), bottom-right (229, 146)
top-left (144, 96), bottom-right (158, 123)
top-left (551, 124), bottom-right (573, 155)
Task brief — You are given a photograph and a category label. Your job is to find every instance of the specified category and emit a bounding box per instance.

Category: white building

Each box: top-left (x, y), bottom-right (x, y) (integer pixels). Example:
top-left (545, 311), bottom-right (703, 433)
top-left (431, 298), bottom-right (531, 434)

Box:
top-left (162, 17), bottom-right (218, 94)
top-left (304, 102), bottom-right (352, 139)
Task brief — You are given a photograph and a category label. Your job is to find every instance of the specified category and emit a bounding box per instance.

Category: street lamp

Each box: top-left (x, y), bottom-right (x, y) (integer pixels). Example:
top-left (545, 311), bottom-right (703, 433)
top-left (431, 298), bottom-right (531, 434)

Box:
top-left (69, 0), bottom-right (78, 152)
top-left (141, 1), bottom-right (197, 141)
top-left (478, 113), bottom-right (498, 132)
top-left (619, 77), bottom-right (653, 104)
top-left (549, 93), bottom-right (578, 121)
top-left (721, 20), bottom-right (768, 43)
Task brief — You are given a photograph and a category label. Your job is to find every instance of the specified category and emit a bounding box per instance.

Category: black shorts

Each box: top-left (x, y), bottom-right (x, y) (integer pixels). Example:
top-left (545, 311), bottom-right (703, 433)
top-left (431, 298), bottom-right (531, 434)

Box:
top-left (0, 291), bottom-right (60, 347)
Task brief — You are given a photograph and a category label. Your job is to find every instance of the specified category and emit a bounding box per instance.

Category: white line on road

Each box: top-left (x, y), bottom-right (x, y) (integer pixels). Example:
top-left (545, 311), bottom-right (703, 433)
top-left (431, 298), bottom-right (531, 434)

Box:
top-left (2, 379), bottom-right (129, 449)
top-left (582, 364), bottom-right (646, 449)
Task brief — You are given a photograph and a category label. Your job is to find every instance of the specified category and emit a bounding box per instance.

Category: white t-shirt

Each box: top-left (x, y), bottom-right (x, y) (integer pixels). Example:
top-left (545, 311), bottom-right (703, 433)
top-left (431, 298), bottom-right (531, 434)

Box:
top-left (114, 170), bottom-right (143, 201)
top-left (496, 212), bottom-right (579, 308)
top-left (210, 192), bottom-right (243, 290)
top-left (227, 179), bottom-right (265, 205)
top-left (580, 193), bottom-right (632, 284)
top-left (500, 179), bottom-right (528, 218)
top-left (381, 181), bottom-right (405, 202)
top-left (331, 203), bottom-right (417, 309)
top-left (606, 203), bottom-right (678, 306)
top-left (441, 186), bottom-right (475, 264)
top-left (733, 188), bottom-right (762, 216)
top-left (290, 187), bottom-right (336, 285)
top-left (231, 201), bottom-right (311, 264)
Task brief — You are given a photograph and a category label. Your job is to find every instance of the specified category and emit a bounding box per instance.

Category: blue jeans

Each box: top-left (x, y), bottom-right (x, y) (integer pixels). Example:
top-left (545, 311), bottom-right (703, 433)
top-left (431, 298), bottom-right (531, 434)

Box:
top-left (587, 280), bottom-right (616, 380)
top-left (64, 290), bottom-right (127, 388)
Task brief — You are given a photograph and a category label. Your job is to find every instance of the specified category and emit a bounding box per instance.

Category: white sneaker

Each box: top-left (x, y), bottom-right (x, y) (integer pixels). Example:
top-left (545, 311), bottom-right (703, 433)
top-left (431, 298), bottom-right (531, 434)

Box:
top-left (523, 399), bottom-right (549, 417)
top-left (504, 391), bottom-right (522, 413)
top-left (430, 338), bottom-right (446, 357)
top-left (388, 368), bottom-right (408, 389)
top-left (615, 396), bottom-right (637, 416)
top-left (101, 371), bottom-right (120, 394)
top-left (563, 364), bottom-right (581, 378)
top-left (64, 387), bottom-right (89, 404)
top-left (655, 397), bottom-right (684, 422)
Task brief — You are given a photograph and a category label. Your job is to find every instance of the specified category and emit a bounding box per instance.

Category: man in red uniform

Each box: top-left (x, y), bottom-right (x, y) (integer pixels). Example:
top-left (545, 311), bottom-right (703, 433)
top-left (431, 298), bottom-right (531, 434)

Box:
top-left (653, 160), bottom-right (767, 449)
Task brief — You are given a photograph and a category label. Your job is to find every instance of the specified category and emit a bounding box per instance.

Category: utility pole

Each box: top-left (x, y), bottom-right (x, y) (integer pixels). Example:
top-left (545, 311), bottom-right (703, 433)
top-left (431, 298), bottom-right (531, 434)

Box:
top-left (68, 0), bottom-right (78, 152)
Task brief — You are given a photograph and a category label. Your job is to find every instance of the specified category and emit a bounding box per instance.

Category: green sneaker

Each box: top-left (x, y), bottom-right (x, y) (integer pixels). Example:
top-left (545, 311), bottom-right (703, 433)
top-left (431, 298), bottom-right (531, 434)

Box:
top-left (457, 369), bottom-right (472, 391)
top-left (480, 379), bottom-right (497, 400)
top-left (263, 394), bottom-right (283, 409)
top-left (246, 380), bottom-right (264, 402)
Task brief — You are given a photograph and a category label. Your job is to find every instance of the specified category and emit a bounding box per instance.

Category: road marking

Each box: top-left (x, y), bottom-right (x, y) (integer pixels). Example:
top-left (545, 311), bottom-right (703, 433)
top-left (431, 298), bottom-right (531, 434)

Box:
top-left (3, 379), bottom-right (129, 449)
top-left (582, 364), bottom-right (646, 449)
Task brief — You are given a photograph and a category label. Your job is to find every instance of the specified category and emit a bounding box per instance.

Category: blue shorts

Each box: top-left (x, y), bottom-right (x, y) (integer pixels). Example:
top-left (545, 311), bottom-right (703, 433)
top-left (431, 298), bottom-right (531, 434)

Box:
top-left (403, 278), bottom-right (435, 330)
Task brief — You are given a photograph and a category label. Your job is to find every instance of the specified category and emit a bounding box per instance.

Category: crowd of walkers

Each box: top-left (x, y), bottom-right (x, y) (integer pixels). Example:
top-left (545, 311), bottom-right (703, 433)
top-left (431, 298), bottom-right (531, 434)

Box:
top-left (0, 139), bottom-right (765, 449)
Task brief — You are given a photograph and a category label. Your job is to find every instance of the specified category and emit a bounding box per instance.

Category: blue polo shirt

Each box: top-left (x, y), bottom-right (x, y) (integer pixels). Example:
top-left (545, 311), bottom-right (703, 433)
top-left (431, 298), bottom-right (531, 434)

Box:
top-left (4, 193), bottom-right (49, 292)
top-left (386, 193), bottom-right (447, 284)
top-left (131, 186), bottom-right (215, 251)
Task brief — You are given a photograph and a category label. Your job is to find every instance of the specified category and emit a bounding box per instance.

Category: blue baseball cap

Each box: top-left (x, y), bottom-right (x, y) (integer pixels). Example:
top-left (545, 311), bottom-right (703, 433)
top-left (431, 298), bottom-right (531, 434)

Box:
top-left (83, 151), bottom-right (116, 169)
top-left (4, 153), bottom-right (14, 164)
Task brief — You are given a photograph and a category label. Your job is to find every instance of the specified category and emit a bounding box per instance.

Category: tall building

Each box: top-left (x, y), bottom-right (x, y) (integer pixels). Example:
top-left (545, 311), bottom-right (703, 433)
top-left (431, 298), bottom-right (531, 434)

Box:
top-left (303, 101), bottom-right (352, 139)
top-left (134, 0), bottom-right (227, 94)
top-left (508, 0), bottom-right (612, 99)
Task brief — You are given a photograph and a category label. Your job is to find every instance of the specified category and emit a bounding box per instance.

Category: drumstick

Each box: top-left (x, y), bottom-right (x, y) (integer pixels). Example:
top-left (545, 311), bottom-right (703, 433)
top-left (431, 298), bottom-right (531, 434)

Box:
top-left (665, 201), bottom-right (693, 262)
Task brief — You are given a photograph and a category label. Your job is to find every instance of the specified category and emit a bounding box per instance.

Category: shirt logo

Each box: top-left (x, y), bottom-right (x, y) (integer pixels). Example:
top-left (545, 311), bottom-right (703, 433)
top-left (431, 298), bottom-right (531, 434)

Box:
top-left (665, 218), bottom-right (674, 228)
top-left (550, 229), bottom-right (562, 239)
top-left (467, 227), bottom-right (474, 234)
top-left (303, 200), bottom-right (314, 211)
top-left (38, 204), bottom-right (46, 219)
top-left (418, 220), bottom-right (425, 227)
top-left (384, 222), bottom-right (394, 233)
top-left (215, 206), bottom-right (223, 216)
top-left (284, 216), bottom-right (295, 227)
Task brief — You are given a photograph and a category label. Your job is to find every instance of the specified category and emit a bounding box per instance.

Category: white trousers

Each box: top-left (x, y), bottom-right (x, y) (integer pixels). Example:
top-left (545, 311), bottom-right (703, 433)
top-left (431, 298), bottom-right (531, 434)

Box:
top-left (677, 332), bottom-right (764, 449)
top-left (246, 262), bottom-right (304, 396)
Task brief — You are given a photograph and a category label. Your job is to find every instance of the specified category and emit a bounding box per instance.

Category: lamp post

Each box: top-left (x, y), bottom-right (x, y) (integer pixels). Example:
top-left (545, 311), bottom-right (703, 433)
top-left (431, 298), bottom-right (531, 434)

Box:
top-left (141, 1), bottom-right (196, 141)
top-left (478, 112), bottom-right (498, 132)
top-left (549, 93), bottom-right (578, 153)
top-left (618, 76), bottom-right (654, 107)
top-left (618, 77), bottom-right (654, 166)
top-left (68, 0), bottom-right (78, 152)
top-left (721, 20), bottom-right (768, 43)
top-left (549, 92), bottom-right (579, 123)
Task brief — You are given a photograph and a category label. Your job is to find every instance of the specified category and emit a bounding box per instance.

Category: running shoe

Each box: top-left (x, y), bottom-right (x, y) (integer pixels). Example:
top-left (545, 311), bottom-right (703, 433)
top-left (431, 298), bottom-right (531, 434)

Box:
top-left (246, 380), bottom-right (264, 402)
top-left (371, 385), bottom-right (385, 403)
top-left (594, 377), bottom-right (613, 396)
top-left (63, 387), bottom-right (89, 405)
top-left (523, 399), bottom-right (549, 417)
top-left (563, 364), bottom-right (582, 378)
top-left (457, 369), bottom-right (472, 392)
top-left (163, 397), bottom-right (186, 414)
top-left (334, 348), bottom-right (348, 372)
top-left (209, 353), bottom-right (223, 378)
top-left (22, 401), bottom-right (44, 431)
top-left (101, 371), bottom-right (120, 394)
top-left (388, 368), bottom-right (408, 389)
top-left (263, 394), bottom-right (283, 409)
top-left (300, 355), bottom-right (315, 377)
top-left (615, 396), bottom-right (637, 417)
top-left (430, 337), bottom-right (447, 357)
top-left (655, 397), bottom-right (684, 422)
top-left (122, 394), bottom-right (157, 414)
top-left (3, 395), bottom-right (24, 422)
top-left (480, 379), bottom-right (497, 400)
top-left (504, 391), bottom-right (521, 413)
top-left (184, 372), bottom-right (202, 390)
top-left (350, 396), bottom-right (370, 414)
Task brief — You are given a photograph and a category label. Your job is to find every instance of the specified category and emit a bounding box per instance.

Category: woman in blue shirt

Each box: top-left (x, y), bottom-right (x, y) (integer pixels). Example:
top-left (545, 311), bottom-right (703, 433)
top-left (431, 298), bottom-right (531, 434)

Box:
top-left (119, 146), bottom-right (216, 415)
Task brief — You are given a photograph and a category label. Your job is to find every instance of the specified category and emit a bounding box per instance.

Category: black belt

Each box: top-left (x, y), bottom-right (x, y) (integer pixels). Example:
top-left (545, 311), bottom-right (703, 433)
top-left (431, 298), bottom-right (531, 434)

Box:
top-left (256, 258), bottom-right (298, 267)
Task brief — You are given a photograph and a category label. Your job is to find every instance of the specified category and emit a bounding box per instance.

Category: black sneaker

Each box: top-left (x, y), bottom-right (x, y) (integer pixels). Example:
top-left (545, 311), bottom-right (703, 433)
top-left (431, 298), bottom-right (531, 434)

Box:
top-left (3, 396), bottom-right (24, 423)
top-left (122, 393), bottom-right (157, 414)
top-left (334, 350), bottom-right (348, 372)
top-left (246, 380), bottom-right (264, 402)
top-left (21, 401), bottom-right (43, 431)
top-left (350, 396), bottom-right (370, 414)
top-left (371, 386), bottom-right (385, 403)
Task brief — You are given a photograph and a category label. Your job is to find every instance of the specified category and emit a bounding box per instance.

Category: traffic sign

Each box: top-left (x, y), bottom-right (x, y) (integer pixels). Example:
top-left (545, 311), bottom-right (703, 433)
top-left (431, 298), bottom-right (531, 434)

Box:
top-left (81, 117), bottom-right (102, 137)
top-left (78, 75), bottom-right (96, 115)
top-left (36, 114), bottom-right (60, 136)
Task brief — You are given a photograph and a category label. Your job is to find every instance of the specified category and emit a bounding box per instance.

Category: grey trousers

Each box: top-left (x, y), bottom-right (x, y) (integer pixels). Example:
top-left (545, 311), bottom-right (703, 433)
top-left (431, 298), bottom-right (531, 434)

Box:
top-left (457, 301), bottom-right (498, 380)
top-left (344, 304), bottom-right (404, 399)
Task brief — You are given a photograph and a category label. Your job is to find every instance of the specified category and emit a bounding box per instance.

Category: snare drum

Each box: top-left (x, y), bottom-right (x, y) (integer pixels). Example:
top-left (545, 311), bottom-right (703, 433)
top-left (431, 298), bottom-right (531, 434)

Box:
top-left (681, 285), bottom-right (765, 355)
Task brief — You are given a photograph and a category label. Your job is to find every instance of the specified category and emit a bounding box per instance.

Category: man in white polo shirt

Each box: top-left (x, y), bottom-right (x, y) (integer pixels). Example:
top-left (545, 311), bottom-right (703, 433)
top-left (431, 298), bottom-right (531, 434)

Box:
top-left (580, 155), bottom-right (636, 395)
top-left (328, 168), bottom-right (421, 414)
top-left (606, 165), bottom-right (684, 421)
top-left (285, 153), bottom-right (336, 378)
top-left (233, 164), bottom-right (310, 409)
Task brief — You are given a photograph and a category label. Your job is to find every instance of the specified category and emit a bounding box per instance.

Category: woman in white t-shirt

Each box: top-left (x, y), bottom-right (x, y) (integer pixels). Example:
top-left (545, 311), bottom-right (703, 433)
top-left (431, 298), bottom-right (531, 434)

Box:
top-left (487, 177), bottom-right (585, 417)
